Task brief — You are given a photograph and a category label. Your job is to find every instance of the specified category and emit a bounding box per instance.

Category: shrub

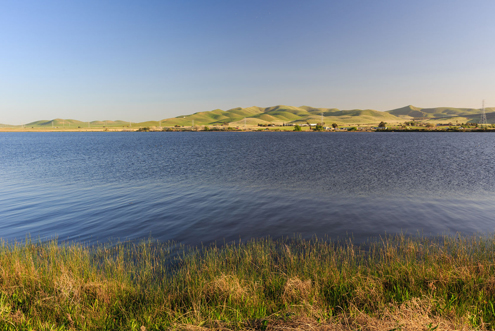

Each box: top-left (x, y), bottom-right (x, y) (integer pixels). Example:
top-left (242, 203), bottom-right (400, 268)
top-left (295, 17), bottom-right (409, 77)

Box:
top-left (313, 124), bottom-right (324, 132)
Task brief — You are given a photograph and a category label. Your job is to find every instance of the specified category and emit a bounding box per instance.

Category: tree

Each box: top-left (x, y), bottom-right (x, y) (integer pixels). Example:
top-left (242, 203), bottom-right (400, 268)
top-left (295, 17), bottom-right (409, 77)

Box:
top-left (313, 124), bottom-right (324, 132)
top-left (378, 121), bottom-right (387, 127)
top-left (332, 123), bottom-right (338, 129)
top-left (293, 124), bottom-right (302, 131)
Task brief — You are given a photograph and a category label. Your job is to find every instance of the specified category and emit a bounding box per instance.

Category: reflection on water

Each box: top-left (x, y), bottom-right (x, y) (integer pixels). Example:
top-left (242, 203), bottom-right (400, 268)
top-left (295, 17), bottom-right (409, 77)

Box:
top-left (1, 132), bottom-right (495, 245)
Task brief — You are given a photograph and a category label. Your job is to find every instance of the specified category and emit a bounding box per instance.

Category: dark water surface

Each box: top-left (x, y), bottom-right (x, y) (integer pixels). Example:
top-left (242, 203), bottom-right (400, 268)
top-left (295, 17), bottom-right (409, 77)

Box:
top-left (1, 132), bottom-right (495, 245)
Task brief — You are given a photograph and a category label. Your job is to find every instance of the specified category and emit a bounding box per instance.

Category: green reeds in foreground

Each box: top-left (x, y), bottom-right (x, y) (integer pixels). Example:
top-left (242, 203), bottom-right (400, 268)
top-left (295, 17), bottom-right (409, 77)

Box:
top-left (1, 235), bottom-right (495, 330)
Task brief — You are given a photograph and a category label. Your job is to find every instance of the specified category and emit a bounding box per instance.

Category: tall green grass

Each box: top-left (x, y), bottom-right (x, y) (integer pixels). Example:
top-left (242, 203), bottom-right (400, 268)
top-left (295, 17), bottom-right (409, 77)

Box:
top-left (1, 235), bottom-right (495, 330)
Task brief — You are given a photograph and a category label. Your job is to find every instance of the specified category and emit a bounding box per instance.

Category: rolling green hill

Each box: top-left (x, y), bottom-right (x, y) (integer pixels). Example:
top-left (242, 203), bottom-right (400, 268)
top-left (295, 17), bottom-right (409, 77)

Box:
top-left (160, 107), bottom-right (266, 126)
top-left (386, 105), bottom-right (424, 117)
top-left (26, 119), bottom-right (85, 127)
top-left (458, 111), bottom-right (495, 124)
top-left (24, 119), bottom-right (133, 128)
top-left (157, 105), bottom-right (408, 127)
top-left (10, 105), bottom-right (495, 128)
top-left (387, 105), bottom-right (494, 119)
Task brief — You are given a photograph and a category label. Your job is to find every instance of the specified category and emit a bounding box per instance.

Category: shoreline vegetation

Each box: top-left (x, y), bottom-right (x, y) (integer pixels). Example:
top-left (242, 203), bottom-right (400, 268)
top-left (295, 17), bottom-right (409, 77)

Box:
top-left (2, 235), bottom-right (495, 330)
top-left (1, 123), bottom-right (495, 133)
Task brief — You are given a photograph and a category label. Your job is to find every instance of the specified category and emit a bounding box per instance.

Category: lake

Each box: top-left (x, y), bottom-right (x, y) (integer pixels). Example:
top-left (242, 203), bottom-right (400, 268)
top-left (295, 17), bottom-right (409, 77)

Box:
top-left (1, 132), bottom-right (495, 245)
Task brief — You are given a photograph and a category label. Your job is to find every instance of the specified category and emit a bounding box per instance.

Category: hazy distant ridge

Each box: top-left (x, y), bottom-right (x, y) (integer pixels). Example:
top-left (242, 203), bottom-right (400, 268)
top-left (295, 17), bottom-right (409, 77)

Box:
top-left (388, 105), bottom-right (495, 118)
top-left (160, 105), bottom-right (403, 126)
top-left (9, 105), bottom-right (495, 127)
top-left (158, 105), bottom-right (493, 126)
top-left (25, 119), bottom-right (129, 127)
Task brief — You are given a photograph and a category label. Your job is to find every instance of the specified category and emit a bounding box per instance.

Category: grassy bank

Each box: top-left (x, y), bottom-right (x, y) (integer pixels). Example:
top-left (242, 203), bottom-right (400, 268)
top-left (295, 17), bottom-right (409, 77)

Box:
top-left (2, 235), bottom-right (495, 330)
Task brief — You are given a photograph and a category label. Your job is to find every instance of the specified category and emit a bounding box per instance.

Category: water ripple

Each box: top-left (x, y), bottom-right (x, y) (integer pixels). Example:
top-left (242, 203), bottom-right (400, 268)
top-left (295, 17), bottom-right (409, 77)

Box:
top-left (1, 132), bottom-right (495, 245)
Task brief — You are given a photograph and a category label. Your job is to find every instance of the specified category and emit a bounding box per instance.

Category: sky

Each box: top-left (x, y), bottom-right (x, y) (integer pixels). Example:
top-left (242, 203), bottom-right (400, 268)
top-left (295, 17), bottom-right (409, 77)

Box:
top-left (1, 0), bottom-right (495, 124)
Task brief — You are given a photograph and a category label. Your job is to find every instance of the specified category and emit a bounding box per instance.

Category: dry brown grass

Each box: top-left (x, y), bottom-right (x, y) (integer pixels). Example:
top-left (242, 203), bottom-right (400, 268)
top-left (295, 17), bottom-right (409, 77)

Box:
top-left (174, 298), bottom-right (478, 330)
top-left (2, 236), bottom-right (495, 330)
top-left (205, 273), bottom-right (260, 307)
top-left (283, 277), bottom-right (313, 304)
top-left (348, 275), bottom-right (385, 310)
top-left (208, 274), bottom-right (248, 301)
top-left (342, 298), bottom-right (475, 331)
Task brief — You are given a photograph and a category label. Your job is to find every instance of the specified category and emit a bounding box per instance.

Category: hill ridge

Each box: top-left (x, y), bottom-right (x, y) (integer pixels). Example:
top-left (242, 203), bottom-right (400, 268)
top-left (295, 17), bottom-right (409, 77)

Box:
top-left (7, 105), bottom-right (495, 127)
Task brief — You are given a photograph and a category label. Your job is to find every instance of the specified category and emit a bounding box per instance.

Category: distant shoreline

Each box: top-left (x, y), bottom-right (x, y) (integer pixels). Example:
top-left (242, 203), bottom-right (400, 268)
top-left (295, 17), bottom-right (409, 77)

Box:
top-left (0, 128), bottom-right (137, 132)
top-left (1, 127), bottom-right (494, 133)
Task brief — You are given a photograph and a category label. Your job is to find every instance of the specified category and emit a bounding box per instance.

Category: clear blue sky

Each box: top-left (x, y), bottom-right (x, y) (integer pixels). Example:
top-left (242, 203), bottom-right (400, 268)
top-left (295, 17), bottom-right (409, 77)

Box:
top-left (1, 0), bottom-right (495, 124)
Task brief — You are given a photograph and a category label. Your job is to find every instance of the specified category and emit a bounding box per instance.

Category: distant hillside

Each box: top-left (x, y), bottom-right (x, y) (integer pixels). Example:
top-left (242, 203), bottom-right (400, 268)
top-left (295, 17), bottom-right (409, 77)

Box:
top-left (26, 119), bottom-right (133, 128)
top-left (387, 105), bottom-right (494, 119)
top-left (460, 111), bottom-right (495, 124)
top-left (160, 105), bottom-right (406, 126)
top-left (26, 119), bottom-right (85, 127)
top-left (10, 104), bottom-right (495, 128)
top-left (160, 106), bottom-right (266, 126)
top-left (387, 105), bottom-right (425, 118)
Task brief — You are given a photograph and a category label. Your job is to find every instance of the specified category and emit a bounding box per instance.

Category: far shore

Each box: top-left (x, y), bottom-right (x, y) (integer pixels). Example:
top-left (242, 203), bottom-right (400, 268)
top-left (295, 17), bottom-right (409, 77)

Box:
top-left (0, 127), bottom-right (138, 132)
top-left (1, 124), bottom-right (494, 133)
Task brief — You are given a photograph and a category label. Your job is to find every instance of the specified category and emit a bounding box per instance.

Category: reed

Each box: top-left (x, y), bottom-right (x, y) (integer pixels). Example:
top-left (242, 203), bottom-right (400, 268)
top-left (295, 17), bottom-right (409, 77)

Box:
top-left (1, 234), bottom-right (495, 330)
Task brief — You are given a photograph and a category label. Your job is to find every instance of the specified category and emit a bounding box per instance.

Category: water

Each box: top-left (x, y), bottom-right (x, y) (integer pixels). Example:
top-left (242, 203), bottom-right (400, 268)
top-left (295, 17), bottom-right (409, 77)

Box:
top-left (1, 132), bottom-right (495, 245)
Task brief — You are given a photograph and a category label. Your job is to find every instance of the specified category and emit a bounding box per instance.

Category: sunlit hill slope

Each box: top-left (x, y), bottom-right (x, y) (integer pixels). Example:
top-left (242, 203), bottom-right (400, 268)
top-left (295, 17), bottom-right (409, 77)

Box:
top-left (9, 105), bottom-right (495, 128)
top-left (160, 105), bottom-right (404, 126)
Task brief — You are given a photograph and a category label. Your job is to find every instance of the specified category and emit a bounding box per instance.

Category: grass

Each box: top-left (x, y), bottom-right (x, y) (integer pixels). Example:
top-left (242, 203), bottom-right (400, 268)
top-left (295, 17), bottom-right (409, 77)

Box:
top-left (2, 234), bottom-right (495, 330)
